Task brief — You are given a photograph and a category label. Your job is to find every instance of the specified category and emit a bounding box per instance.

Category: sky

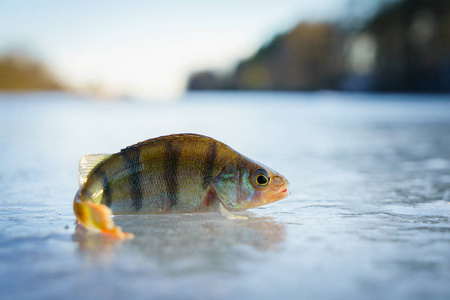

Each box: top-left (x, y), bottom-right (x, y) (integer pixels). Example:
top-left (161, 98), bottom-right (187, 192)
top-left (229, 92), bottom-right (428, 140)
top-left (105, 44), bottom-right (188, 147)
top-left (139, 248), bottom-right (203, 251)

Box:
top-left (0, 0), bottom-right (384, 99)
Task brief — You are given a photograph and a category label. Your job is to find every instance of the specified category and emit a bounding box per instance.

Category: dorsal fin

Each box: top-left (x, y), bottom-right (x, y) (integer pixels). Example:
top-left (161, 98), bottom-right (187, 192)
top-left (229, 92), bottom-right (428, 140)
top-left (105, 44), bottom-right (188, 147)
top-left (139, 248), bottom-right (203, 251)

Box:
top-left (120, 133), bottom-right (215, 152)
top-left (78, 154), bottom-right (112, 187)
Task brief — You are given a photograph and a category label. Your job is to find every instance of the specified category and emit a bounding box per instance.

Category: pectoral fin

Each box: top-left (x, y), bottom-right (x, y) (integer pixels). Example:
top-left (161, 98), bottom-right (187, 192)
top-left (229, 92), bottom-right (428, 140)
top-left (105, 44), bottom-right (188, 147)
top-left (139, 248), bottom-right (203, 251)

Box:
top-left (219, 202), bottom-right (248, 220)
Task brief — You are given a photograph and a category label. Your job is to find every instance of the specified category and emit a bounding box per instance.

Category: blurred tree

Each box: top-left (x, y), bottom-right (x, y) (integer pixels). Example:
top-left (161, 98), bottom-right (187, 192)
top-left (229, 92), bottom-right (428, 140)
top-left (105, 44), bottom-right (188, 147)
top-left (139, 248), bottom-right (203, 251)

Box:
top-left (188, 0), bottom-right (450, 93)
top-left (236, 23), bottom-right (344, 90)
top-left (366, 0), bottom-right (450, 91)
top-left (189, 24), bottom-right (345, 91)
top-left (0, 53), bottom-right (64, 91)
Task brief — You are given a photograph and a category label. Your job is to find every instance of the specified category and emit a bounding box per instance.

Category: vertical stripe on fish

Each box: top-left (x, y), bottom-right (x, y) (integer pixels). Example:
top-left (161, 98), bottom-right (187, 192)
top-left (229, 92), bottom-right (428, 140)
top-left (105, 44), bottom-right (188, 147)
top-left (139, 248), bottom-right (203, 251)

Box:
top-left (121, 147), bottom-right (142, 212)
top-left (98, 168), bottom-right (112, 207)
top-left (202, 141), bottom-right (217, 189)
top-left (164, 141), bottom-right (179, 209)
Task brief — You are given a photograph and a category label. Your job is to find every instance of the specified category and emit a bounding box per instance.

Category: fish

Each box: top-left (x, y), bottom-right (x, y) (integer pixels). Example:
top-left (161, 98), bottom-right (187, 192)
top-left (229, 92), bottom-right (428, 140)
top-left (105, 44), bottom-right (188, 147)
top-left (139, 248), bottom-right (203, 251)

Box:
top-left (73, 133), bottom-right (289, 239)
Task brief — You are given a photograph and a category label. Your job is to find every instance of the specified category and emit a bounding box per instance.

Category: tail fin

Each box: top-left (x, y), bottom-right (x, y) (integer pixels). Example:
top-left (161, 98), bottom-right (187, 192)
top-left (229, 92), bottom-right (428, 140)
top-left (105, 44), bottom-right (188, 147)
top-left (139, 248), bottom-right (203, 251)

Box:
top-left (73, 193), bottom-right (134, 239)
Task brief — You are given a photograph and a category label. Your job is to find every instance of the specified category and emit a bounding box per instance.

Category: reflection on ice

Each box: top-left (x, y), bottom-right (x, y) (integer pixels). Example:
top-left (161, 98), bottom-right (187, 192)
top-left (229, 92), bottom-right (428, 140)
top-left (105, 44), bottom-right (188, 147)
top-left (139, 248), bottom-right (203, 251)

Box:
top-left (73, 213), bottom-right (286, 271)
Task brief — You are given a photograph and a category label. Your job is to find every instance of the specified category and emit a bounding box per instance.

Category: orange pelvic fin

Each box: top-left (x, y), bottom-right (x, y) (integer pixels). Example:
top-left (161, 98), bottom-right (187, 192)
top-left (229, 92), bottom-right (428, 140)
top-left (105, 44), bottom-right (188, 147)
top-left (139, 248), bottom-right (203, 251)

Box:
top-left (74, 197), bottom-right (134, 240)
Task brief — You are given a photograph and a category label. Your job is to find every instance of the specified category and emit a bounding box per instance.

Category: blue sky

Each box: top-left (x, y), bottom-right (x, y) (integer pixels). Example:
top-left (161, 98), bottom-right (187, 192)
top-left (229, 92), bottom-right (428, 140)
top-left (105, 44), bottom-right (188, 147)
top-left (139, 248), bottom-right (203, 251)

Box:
top-left (0, 0), bottom-right (382, 98)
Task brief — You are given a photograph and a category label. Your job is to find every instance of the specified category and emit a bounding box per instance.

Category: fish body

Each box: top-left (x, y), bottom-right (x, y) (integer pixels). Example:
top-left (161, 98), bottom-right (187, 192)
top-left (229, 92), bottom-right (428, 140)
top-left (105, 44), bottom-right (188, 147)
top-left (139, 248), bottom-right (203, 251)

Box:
top-left (74, 134), bottom-right (289, 238)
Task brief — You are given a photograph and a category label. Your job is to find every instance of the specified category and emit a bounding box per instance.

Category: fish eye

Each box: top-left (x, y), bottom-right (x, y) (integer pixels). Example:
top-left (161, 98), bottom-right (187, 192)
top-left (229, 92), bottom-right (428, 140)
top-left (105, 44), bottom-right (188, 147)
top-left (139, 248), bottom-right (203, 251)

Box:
top-left (254, 169), bottom-right (270, 187)
top-left (256, 174), bottom-right (269, 185)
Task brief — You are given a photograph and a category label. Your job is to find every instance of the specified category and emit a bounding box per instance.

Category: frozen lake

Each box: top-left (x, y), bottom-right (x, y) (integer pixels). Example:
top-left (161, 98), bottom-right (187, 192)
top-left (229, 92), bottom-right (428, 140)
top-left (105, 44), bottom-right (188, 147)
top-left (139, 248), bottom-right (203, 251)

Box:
top-left (1, 91), bottom-right (450, 299)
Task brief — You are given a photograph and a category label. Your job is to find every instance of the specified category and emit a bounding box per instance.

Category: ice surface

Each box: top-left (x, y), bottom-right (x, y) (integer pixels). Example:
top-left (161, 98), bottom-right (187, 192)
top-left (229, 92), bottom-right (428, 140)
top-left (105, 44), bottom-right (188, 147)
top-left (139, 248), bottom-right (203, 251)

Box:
top-left (1, 91), bottom-right (450, 299)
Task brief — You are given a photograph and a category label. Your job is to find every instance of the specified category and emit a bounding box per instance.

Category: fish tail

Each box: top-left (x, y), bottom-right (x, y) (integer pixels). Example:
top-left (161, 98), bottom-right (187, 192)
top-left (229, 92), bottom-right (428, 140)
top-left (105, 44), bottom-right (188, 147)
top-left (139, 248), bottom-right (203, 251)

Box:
top-left (73, 192), bottom-right (134, 239)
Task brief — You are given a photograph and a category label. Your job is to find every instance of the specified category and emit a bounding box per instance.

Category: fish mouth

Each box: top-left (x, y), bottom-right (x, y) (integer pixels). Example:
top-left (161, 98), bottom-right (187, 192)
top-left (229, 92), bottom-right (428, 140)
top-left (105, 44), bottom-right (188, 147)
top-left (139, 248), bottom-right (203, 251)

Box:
top-left (272, 185), bottom-right (290, 201)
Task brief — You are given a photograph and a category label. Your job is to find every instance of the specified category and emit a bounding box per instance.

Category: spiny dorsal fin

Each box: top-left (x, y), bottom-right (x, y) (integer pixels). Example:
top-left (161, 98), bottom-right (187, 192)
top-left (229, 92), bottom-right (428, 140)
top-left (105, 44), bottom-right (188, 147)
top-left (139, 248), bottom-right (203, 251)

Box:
top-left (121, 133), bottom-right (215, 152)
top-left (78, 154), bottom-right (111, 187)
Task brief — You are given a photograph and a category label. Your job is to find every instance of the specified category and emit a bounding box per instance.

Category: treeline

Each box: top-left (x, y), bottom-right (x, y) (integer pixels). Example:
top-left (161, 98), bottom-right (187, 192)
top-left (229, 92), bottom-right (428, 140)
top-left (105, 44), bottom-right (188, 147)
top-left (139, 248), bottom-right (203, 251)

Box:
top-left (0, 53), bottom-right (64, 91)
top-left (188, 0), bottom-right (450, 93)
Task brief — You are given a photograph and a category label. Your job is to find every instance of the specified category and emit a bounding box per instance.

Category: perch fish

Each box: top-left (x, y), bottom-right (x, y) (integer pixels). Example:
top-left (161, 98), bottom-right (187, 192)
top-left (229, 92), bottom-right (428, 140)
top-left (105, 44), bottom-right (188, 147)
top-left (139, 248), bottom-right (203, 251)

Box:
top-left (74, 134), bottom-right (290, 239)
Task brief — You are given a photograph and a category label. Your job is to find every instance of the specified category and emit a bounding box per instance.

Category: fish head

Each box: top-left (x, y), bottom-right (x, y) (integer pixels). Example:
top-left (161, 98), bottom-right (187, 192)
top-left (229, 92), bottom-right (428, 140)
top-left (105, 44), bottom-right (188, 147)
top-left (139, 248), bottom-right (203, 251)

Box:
top-left (211, 158), bottom-right (289, 212)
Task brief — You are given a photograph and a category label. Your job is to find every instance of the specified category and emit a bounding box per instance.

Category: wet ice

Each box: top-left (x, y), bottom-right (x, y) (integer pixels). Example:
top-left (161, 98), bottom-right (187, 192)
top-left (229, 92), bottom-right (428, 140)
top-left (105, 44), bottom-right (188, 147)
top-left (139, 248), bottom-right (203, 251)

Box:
top-left (1, 92), bottom-right (450, 300)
